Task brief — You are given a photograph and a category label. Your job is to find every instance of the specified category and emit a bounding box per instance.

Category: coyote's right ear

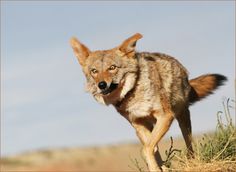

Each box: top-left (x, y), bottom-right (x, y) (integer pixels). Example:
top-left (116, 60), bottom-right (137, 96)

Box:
top-left (70, 37), bottom-right (91, 66)
top-left (119, 33), bottom-right (143, 58)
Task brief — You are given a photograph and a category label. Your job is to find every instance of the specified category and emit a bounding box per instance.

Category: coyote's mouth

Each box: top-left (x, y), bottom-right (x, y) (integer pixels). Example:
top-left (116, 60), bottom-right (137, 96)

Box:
top-left (101, 83), bottom-right (119, 95)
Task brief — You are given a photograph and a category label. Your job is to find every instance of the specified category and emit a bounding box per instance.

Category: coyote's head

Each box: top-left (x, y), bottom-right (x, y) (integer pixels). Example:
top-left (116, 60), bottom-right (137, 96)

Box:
top-left (70, 33), bottom-right (142, 105)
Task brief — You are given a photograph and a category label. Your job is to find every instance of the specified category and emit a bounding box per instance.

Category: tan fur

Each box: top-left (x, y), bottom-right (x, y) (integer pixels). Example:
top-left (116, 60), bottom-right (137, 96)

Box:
top-left (70, 33), bottom-right (227, 171)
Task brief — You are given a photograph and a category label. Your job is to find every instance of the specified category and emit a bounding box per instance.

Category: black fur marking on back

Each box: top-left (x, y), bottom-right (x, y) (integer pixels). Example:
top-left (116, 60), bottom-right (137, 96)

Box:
top-left (144, 56), bottom-right (156, 61)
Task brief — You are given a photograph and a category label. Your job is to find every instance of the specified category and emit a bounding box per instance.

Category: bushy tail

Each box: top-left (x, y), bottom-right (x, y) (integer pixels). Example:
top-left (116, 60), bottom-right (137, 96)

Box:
top-left (189, 74), bottom-right (227, 105)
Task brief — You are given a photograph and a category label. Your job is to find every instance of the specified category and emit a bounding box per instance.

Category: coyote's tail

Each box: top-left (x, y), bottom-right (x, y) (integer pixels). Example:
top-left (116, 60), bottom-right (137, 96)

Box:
top-left (189, 74), bottom-right (227, 105)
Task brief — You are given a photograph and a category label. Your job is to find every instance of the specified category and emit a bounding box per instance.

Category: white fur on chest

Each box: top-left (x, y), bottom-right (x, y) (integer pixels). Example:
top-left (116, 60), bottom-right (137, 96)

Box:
top-left (120, 73), bottom-right (137, 99)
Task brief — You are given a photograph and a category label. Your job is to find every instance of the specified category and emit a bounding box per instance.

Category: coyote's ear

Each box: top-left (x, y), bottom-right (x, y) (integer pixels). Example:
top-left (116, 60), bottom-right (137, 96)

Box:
top-left (119, 33), bottom-right (143, 58)
top-left (70, 37), bottom-right (91, 66)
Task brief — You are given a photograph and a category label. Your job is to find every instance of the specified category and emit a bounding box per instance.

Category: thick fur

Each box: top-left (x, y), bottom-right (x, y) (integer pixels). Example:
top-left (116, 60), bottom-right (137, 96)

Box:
top-left (70, 33), bottom-right (227, 171)
top-left (189, 74), bottom-right (227, 104)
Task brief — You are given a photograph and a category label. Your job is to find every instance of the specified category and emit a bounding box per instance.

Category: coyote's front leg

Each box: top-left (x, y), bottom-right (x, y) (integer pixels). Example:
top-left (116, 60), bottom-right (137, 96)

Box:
top-left (138, 113), bottom-right (174, 172)
top-left (132, 120), bottom-right (163, 171)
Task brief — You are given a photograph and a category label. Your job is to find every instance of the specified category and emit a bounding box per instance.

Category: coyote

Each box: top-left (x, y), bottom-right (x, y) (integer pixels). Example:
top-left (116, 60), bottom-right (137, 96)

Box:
top-left (70, 33), bottom-right (227, 171)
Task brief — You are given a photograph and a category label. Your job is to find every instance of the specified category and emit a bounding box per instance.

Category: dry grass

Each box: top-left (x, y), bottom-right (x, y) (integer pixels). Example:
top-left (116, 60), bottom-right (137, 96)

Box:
top-left (168, 98), bottom-right (236, 172)
top-left (170, 159), bottom-right (236, 172)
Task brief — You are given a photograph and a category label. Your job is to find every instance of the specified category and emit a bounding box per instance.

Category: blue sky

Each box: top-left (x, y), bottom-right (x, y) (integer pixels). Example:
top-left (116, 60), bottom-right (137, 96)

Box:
top-left (1, 1), bottom-right (235, 156)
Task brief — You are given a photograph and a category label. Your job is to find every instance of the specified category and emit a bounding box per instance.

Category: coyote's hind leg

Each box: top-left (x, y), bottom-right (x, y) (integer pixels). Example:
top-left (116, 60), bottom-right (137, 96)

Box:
top-left (176, 108), bottom-right (194, 157)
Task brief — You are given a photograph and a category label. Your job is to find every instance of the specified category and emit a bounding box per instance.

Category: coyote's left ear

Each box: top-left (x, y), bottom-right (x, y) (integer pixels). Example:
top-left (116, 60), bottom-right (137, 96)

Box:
top-left (119, 33), bottom-right (143, 58)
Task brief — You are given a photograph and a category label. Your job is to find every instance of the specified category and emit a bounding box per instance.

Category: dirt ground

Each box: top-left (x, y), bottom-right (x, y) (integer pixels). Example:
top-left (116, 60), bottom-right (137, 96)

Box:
top-left (1, 137), bottom-right (185, 171)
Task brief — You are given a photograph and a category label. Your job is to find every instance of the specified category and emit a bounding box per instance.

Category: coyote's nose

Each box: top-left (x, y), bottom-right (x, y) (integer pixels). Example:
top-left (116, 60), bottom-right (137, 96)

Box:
top-left (98, 81), bottom-right (107, 90)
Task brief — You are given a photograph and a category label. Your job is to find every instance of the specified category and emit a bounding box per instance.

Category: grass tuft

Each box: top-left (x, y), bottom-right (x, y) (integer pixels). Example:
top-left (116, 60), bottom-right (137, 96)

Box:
top-left (162, 137), bottom-right (181, 168)
top-left (128, 156), bottom-right (145, 172)
top-left (197, 98), bottom-right (236, 163)
top-left (171, 98), bottom-right (236, 171)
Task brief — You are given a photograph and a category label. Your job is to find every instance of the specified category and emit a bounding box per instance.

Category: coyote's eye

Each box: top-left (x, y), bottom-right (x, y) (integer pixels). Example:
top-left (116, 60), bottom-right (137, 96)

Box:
top-left (108, 65), bottom-right (117, 71)
top-left (91, 68), bottom-right (98, 74)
